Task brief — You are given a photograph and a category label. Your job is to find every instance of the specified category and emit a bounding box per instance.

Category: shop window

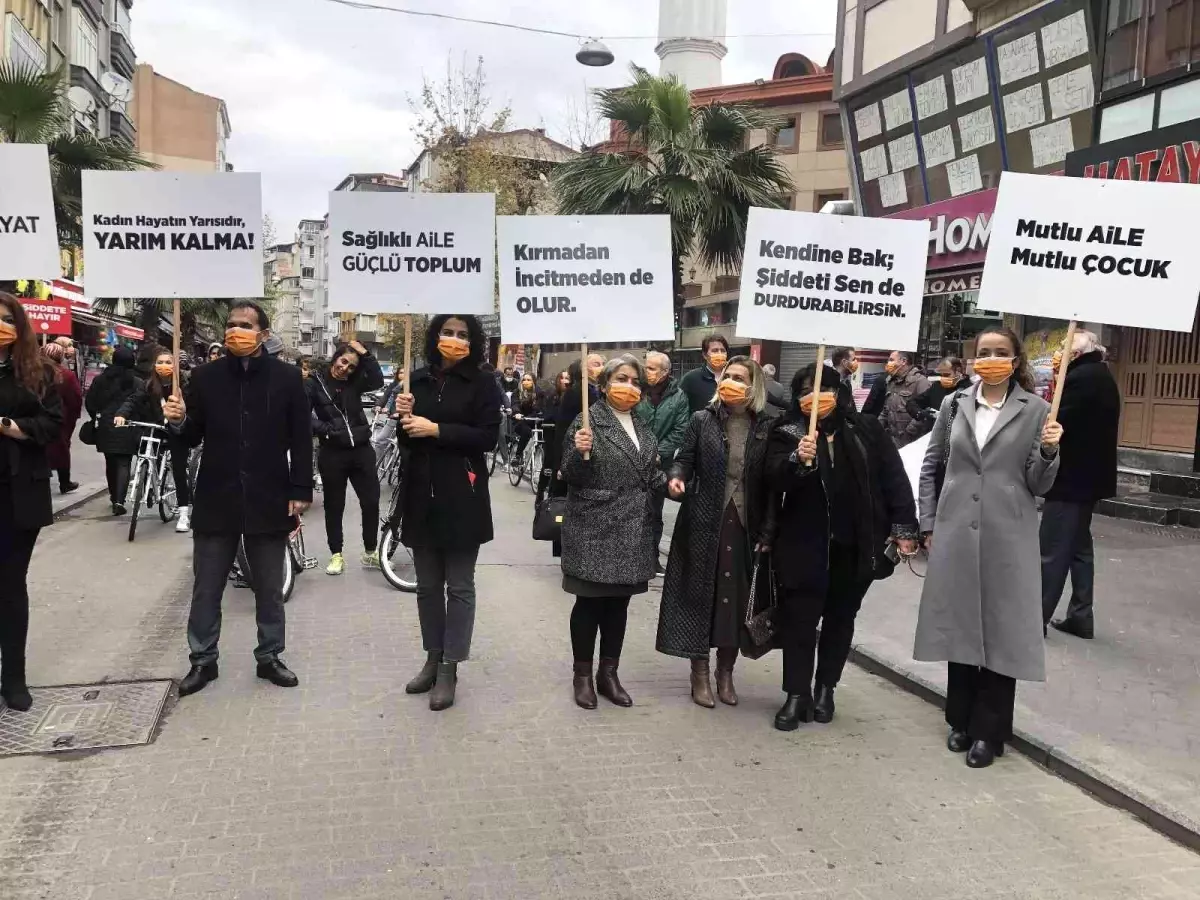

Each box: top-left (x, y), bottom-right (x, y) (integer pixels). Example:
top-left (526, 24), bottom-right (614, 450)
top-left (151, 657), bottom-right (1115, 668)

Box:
top-left (1158, 77), bottom-right (1200, 127)
top-left (819, 112), bottom-right (844, 148)
top-left (814, 191), bottom-right (847, 211)
top-left (773, 117), bottom-right (798, 151)
top-left (1098, 93), bottom-right (1156, 141)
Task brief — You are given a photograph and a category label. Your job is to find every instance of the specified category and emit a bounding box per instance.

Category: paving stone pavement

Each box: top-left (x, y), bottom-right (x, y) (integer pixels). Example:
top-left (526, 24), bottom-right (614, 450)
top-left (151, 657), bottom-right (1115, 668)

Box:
top-left (2, 483), bottom-right (1198, 900)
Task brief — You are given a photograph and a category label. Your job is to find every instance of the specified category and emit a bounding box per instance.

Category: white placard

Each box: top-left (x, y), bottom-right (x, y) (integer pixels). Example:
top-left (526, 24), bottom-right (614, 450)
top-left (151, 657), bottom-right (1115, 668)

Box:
top-left (888, 133), bottom-right (919, 172)
top-left (946, 155), bottom-right (983, 197)
top-left (82, 172), bottom-right (263, 298)
top-left (1041, 10), bottom-right (1089, 69)
top-left (879, 173), bottom-right (909, 209)
top-left (958, 107), bottom-right (997, 153)
top-left (0, 144), bottom-right (59, 280)
top-left (855, 103), bottom-right (883, 140)
top-left (736, 207), bottom-right (929, 349)
top-left (328, 191), bottom-right (495, 315)
top-left (982, 173), bottom-right (1200, 330)
top-left (952, 58), bottom-right (990, 105)
top-left (882, 90), bottom-right (914, 131)
top-left (1029, 117), bottom-right (1075, 169)
top-left (914, 75), bottom-right (949, 120)
top-left (1003, 84), bottom-right (1046, 133)
top-left (997, 33), bottom-right (1040, 86)
top-left (1046, 64), bottom-right (1095, 120)
top-left (922, 125), bottom-right (957, 168)
top-left (900, 433), bottom-right (931, 503)
top-left (859, 144), bottom-right (889, 182)
top-left (496, 215), bottom-right (673, 345)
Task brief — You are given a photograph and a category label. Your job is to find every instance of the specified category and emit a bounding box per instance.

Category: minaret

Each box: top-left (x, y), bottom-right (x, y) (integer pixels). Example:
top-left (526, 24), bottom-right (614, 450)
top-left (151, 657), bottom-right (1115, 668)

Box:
top-left (655, 0), bottom-right (728, 90)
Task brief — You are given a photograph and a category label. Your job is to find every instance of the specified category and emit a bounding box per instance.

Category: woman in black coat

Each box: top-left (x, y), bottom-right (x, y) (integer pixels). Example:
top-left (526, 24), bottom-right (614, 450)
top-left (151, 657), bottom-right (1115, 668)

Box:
top-left (560, 355), bottom-right (666, 710)
top-left (305, 340), bottom-right (384, 574)
top-left (904, 356), bottom-right (971, 441)
top-left (766, 364), bottom-right (918, 731)
top-left (657, 356), bottom-right (777, 709)
top-left (394, 316), bottom-right (502, 712)
top-left (85, 346), bottom-right (142, 515)
top-left (0, 292), bottom-right (64, 712)
top-left (535, 369), bottom-right (572, 508)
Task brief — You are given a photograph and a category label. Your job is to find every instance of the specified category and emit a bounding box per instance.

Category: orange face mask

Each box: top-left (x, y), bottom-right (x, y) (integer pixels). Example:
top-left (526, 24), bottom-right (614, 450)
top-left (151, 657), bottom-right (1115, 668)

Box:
top-left (717, 378), bottom-right (748, 405)
top-left (155, 362), bottom-right (174, 378)
top-left (846, 359), bottom-right (860, 374)
top-left (939, 375), bottom-right (957, 389)
top-left (606, 382), bottom-right (641, 412)
top-left (885, 361), bottom-right (899, 375)
top-left (708, 351), bottom-right (728, 370)
top-left (1051, 350), bottom-right (1063, 373)
top-left (798, 391), bottom-right (837, 419)
top-left (0, 320), bottom-right (16, 347)
top-left (438, 337), bottom-right (470, 362)
top-left (225, 328), bottom-right (261, 357)
top-left (973, 357), bottom-right (1015, 385)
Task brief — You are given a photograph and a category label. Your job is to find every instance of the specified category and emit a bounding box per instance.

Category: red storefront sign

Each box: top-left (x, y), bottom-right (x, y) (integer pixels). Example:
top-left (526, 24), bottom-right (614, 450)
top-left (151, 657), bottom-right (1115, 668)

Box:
top-left (1065, 119), bottom-right (1200, 183)
top-left (885, 189), bottom-right (997, 271)
top-left (115, 324), bottom-right (145, 340)
top-left (49, 278), bottom-right (91, 311)
top-left (21, 297), bottom-right (72, 336)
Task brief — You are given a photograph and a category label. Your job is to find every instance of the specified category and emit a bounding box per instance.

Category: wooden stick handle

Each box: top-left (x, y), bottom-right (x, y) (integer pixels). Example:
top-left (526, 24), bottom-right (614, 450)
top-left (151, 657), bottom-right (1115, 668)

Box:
top-left (581, 342), bottom-right (590, 460)
top-left (172, 299), bottom-right (181, 398)
top-left (1048, 321), bottom-right (1076, 423)
top-left (402, 315), bottom-right (412, 394)
top-left (807, 344), bottom-right (826, 439)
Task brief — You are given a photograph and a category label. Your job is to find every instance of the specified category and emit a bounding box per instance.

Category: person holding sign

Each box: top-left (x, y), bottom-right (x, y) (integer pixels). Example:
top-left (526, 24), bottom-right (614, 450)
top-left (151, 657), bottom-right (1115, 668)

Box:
top-left (657, 358), bottom-right (776, 709)
top-left (306, 340), bottom-right (385, 574)
top-left (679, 334), bottom-right (729, 414)
top-left (914, 325), bottom-right (1063, 770)
top-left (766, 365), bottom-right (917, 731)
top-left (560, 355), bottom-right (668, 710)
top-left (393, 316), bottom-right (502, 712)
top-left (0, 292), bottom-right (64, 712)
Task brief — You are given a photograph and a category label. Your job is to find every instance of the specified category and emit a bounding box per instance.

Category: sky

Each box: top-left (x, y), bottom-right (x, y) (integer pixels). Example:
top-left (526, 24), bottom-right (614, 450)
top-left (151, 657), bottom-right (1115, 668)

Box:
top-left (134, 0), bottom-right (838, 235)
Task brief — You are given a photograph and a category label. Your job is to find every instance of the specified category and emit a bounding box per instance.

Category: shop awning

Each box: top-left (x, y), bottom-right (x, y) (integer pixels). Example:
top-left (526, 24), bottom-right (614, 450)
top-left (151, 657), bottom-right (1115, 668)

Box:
top-left (50, 279), bottom-right (91, 312)
top-left (115, 324), bottom-right (144, 340)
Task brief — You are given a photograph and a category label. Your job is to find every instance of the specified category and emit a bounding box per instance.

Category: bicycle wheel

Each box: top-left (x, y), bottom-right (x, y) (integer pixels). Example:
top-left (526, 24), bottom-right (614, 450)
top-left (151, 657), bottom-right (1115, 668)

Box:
top-left (127, 463), bottom-right (145, 543)
top-left (379, 526), bottom-right (417, 593)
top-left (507, 441), bottom-right (523, 487)
top-left (281, 546), bottom-right (296, 603)
top-left (487, 435), bottom-right (501, 476)
top-left (187, 446), bottom-right (202, 494)
top-left (158, 462), bottom-right (178, 523)
top-left (376, 443), bottom-right (395, 483)
top-left (387, 451), bottom-right (402, 488)
top-left (529, 445), bottom-right (543, 493)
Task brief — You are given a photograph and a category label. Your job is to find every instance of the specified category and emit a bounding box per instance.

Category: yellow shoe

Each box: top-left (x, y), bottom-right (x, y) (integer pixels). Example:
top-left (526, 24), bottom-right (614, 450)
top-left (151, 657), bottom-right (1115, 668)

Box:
top-left (361, 550), bottom-right (380, 568)
top-left (325, 553), bottom-right (345, 576)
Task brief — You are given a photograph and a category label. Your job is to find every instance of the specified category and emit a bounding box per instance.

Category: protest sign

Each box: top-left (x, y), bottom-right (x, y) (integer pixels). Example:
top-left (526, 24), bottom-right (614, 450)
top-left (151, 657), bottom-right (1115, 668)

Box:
top-left (328, 191), bottom-right (495, 315)
top-left (496, 215), bottom-right (673, 345)
top-left (735, 207), bottom-right (930, 351)
top-left (82, 172), bottom-right (263, 298)
top-left (0, 144), bottom-right (60, 280)
top-left (20, 296), bottom-right (72, 336)
top-left (979, 172), bottom-right (1200, 332)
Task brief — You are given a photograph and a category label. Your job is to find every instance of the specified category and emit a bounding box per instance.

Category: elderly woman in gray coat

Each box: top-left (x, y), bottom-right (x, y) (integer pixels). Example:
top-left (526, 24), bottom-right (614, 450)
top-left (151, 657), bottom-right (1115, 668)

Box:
top-left (561, 355), bottom-right (667, 710)
top-left (914, 325), bottom-right (1063, 769)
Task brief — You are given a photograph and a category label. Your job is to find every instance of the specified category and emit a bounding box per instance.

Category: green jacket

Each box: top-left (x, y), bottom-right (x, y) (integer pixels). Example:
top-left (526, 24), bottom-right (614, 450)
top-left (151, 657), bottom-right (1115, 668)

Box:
top-left (635, 379), bottom-right (691, 470)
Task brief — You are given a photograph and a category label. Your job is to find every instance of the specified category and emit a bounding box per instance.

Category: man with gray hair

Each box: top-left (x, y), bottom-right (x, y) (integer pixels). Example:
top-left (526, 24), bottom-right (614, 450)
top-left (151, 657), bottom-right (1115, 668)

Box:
top-left (1041, 330), bottom-right (1120, 639)
top-left (761, 363), bottom-right (787, 410)
top-left (635, 351), bottom-right (691, 576)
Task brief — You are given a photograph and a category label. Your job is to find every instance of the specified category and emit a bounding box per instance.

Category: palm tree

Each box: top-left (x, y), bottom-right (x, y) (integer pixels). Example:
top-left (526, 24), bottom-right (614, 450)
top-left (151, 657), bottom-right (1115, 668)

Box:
top-left (553, 65), bottom-right (796, 318)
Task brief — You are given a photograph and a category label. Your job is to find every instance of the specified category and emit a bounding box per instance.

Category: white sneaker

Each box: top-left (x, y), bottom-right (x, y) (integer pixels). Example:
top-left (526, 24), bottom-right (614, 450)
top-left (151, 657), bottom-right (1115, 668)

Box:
top-left (175, 506), bottom-right (192, 533)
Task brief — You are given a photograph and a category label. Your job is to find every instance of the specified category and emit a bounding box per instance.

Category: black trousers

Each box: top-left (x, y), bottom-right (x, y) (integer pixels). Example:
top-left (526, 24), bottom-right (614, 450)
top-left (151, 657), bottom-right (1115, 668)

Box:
top-left (1040, 500), bottom-right (1095, 628)
top-left (651, 493), bottom-right (667, 561)
top-left (168, 435), bottom-right (192, 507)
top-left (570, 597), bottom-right (630, 661)
top-left (56, 465), bottom-right (72, 490)
top-left (945, 663), bottom-right (1016, 743)
top-left (514, 421), bottom-right (533, 459)
top-left (104, 453), bottom-right (132, 505)
top-left (318, 444), bottom-right (380, 554)
top-left (780, 542), bottom-right (873, 695)
top-left (0, 489), bottom-right (39, 689)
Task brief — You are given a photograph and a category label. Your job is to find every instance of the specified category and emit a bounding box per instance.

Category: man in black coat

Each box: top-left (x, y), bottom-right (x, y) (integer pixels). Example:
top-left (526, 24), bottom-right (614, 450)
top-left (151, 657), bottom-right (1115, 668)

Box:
top-left (1041, 332), bottom-right (1120, 639)
top-left (164, 301), bottom-right (314, 696)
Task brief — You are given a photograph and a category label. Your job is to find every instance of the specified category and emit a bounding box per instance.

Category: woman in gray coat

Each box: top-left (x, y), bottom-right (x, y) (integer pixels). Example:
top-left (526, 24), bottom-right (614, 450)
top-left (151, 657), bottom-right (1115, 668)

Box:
top-left (914, 325), bottom-right (1063, 769)
top-left (561, 355), bottom-right (667, 710)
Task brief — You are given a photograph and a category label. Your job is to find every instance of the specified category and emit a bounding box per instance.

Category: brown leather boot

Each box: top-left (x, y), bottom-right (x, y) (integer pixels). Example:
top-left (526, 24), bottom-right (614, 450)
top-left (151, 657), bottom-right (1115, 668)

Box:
top-left (573, 661), bottom-right (597, 709)
top-left (690, 657), bottom-right (715, 708)
top-left (715, 648), bottom-right (738, 706)
top-left (596, 658), bottom-right (632, 707)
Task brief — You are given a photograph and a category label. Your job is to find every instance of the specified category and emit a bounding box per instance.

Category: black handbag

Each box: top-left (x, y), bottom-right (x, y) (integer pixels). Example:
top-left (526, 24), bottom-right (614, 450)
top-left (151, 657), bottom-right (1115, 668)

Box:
top-left (532, 496), bottom-right (567, 543)
top-left (78, 418), bottom-right (97, 446)
top-left (740, 550), bottom-right (779, 660)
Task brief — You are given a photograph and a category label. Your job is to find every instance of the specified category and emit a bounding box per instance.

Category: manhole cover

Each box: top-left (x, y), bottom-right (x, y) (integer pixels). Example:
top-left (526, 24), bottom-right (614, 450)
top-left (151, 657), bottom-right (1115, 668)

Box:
top-left (0, 680), bottom-right (172, 757)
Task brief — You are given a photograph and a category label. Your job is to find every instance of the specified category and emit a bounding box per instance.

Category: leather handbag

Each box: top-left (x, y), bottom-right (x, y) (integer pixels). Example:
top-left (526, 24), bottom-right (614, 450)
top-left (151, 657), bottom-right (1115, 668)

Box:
top-left (740, 550), bottom-right (778, 660)
top-left (78, 418), bottom-right (98, 446)
top-left (532, 496), bottom-right (567, 543)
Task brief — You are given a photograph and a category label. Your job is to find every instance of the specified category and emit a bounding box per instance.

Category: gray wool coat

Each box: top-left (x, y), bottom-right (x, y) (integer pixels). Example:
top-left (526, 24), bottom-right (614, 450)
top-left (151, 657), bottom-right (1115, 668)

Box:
top-left (560, 401), bottom-right (668, 590)
top-left (913, 382), bottom-right (1060, 682)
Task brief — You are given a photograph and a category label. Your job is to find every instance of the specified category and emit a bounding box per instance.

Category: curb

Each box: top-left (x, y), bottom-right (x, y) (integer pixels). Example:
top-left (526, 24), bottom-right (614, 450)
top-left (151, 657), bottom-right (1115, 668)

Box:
top-left (52, 486), bottom-right (109, 521)
top-left (847, 642), bottom-right (1200, 853)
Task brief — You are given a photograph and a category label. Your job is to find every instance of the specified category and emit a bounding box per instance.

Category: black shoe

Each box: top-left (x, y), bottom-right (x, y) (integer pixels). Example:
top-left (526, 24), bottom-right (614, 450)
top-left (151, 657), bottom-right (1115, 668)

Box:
top-left (429, 662), bottom-right (457, 711)
top-left (774, 694), bottom-right (815, 731)
top-left (1, 683), bottom-right (32, 712)
top-left (947, 729), bottom-right (972, 753)
top-left (178, 663), bottom-right (219, 697)
top-left (653, 561), bottom-right (666, 578)
top-left (60, 481), bottom-right (80, 495)
top-left (405, 651), bottom-right (442, 694)
top-left (112, 503), bottom-right (127, 516)
top-left (256, 659), bottom-right (299, 688)
top-left (1051, 618), bottom-right (1094, 640)
top-left (965, 740), bottom-right (1005, 769)
top-left (813, 684), bottom-right (836, 724)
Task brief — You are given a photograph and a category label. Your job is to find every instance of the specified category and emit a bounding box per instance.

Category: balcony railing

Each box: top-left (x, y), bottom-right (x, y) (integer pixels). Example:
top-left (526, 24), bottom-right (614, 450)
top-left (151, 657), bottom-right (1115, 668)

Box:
top-left (75, 0), bottom-right (103, 26)
top-left (109, 109), bottom-right (135, 146)
top-left (110, 30), bottom-right (135, 79)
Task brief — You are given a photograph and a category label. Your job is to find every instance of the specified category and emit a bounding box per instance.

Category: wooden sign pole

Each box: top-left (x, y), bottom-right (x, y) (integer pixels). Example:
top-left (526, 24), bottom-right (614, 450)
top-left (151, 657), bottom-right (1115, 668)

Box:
top-left (402, 314), bottom-right (412, 394)
top-left (808, 343), bottom-right (826, 440)
top-left (1048, 320), bottom-right (1077, 424)
top-left (581, 342), bottom-right (590, 460)
top-left (171, 299), bottom-right (181, 398)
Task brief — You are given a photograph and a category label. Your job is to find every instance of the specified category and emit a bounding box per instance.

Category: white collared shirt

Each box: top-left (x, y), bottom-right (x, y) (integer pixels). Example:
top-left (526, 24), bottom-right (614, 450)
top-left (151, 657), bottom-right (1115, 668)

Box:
top-left (974, 389), bottom-right (1007, 448)
top-left (612, 408), bottom-right (640, 451)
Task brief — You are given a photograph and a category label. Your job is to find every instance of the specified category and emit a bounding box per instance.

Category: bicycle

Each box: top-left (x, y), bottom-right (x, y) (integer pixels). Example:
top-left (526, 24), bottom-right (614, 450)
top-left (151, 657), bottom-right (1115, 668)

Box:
top-left (122, 421), bottom-right (178, 543)
top-left (507, 416), bottom-right (544, 490)
top-left (231, 515), bottom-right (317, 604)
top-left (377, 454), bottom-right (417, 593)
top-left (486, 408), bottom-right (513, 476)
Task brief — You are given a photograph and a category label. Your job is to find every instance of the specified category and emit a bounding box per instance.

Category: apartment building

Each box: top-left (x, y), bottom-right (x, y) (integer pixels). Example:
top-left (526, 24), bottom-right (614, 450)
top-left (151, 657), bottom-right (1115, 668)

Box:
top-left (264, 229), bottom-right (321, 359)
top-left (131, 64), bottom-right (231, 172)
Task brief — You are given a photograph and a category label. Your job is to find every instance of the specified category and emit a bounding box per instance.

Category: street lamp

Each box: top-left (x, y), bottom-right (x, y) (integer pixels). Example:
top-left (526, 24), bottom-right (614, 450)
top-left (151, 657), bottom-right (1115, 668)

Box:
top-left (576, 39), bottom-right (615, 67)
